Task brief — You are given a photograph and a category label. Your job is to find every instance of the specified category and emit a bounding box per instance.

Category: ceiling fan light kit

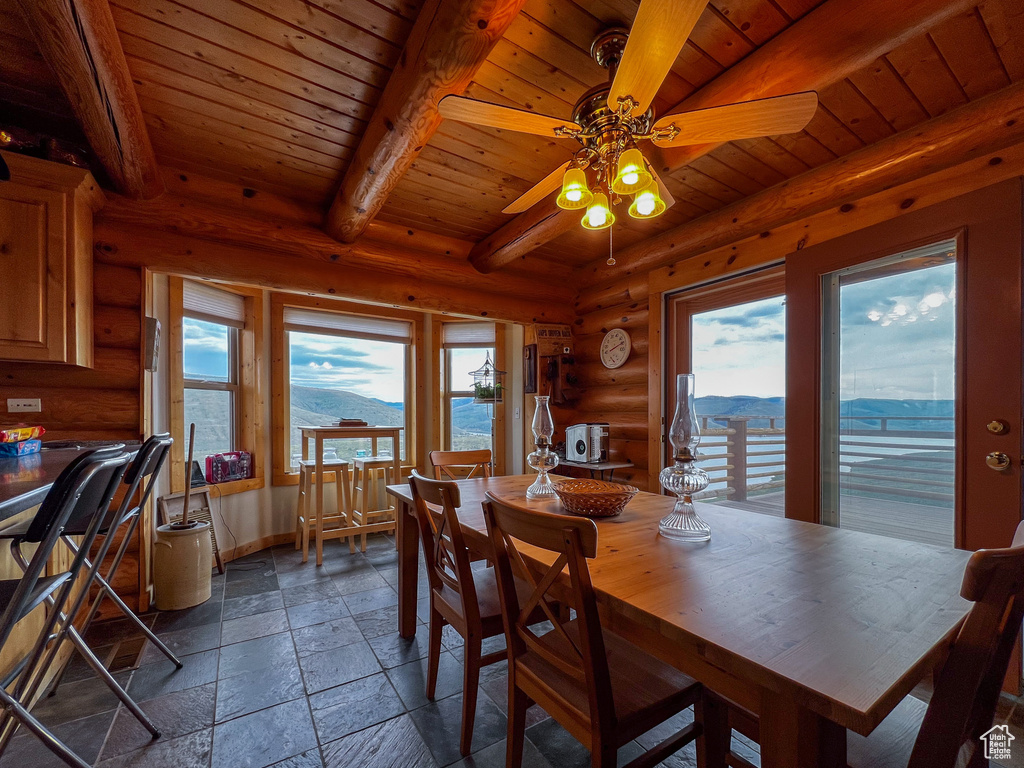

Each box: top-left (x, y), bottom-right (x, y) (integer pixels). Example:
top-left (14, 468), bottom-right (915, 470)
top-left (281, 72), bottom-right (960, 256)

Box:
top-left (437, 0), bottom-right (819, 251)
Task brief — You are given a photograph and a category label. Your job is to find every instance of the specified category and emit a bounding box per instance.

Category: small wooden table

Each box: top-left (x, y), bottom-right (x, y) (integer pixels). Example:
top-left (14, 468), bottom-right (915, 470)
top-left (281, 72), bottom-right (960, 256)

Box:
top-left (299, 426), bottom-right (402, 566)
top-left (556, 458), bottom-right (633, 481)
top-left (386, 475), bottom-right (973, 768)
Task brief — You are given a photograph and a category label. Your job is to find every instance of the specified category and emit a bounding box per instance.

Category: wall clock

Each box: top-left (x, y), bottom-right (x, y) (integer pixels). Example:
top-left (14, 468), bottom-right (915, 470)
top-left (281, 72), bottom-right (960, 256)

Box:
top-left (600, 328), bottom-right (631, 369)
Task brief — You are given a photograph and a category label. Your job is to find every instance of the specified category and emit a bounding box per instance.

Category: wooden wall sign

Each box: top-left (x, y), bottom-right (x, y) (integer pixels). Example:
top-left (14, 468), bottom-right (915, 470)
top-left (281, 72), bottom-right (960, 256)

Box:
top-left (529, 323), bottom-right (574, 356)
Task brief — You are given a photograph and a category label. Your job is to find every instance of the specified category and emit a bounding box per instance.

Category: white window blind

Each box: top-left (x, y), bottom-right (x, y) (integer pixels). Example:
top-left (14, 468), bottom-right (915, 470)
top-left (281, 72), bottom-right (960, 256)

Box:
top-left (183, 280), bottom-right (245, 328)
top-left (442, 322), bottom-right (495, 346)
top-left (284, 306), bottom-right (413, 344)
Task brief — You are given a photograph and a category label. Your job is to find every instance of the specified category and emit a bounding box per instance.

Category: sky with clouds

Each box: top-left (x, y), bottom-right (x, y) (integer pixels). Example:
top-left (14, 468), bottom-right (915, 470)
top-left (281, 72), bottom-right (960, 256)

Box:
top-left (183, 321), bottom-right (407, 401)
top-left (690, 260), bottom-right (956, 401)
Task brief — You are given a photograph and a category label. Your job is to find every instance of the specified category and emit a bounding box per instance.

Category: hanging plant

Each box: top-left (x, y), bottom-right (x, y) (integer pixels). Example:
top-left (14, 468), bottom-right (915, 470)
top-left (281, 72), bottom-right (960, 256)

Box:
top-left (473, 381), bottom-right (503, 403)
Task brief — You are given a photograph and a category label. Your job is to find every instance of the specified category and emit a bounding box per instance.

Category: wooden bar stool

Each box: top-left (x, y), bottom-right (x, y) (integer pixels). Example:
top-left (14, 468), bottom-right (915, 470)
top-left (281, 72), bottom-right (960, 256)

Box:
top-left (295, 458), bottom-right (353, 562)
top-left (351, 456), bottom-right (396, 552)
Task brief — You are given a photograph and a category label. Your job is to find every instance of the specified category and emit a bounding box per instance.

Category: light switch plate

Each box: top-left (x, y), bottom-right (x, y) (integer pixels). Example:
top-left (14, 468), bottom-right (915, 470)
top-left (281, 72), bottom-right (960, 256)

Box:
top-left (7, 398), bottom-right (41, 413)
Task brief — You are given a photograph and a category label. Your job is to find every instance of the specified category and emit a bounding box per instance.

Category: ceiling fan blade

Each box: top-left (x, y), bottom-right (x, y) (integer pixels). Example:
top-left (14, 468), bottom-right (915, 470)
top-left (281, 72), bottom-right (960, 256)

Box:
top-left (439, 95), bottom-right (579, 138)
top-left (608, 0), bottom-right (709, 116)
top-left (503, 161), bottom-right (571, 214)
top-left (651, 91), bottom-right (819, 146)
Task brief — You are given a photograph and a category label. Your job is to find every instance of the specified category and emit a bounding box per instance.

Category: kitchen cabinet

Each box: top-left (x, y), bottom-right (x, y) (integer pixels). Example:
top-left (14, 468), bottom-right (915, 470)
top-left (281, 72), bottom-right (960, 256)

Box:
top-left (0, 152), bottom-right (104, 366)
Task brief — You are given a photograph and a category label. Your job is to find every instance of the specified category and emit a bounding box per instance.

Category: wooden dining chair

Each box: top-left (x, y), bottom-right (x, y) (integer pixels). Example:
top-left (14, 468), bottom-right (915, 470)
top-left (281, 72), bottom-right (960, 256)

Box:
top-left (702, 520), bottom-right (1024, 768)
top-left (482, 493), bottom-right (707, 768)
top-left (429, 449), bottom-right (493, 480)
top-left (408, 470), bottom-right (511, 757)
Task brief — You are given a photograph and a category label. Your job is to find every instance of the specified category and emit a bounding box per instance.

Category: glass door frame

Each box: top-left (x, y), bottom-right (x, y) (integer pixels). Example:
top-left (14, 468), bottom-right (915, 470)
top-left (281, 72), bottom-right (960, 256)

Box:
top-left (785, 179), bottom-right (1022, 554)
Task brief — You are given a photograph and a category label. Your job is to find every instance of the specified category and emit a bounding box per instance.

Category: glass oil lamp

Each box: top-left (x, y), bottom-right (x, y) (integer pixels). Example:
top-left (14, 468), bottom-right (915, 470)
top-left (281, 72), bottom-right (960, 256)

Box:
top-left (659, 374), bottom-right (712, 541)
top-left (526, 395), bottom-right (559, 499)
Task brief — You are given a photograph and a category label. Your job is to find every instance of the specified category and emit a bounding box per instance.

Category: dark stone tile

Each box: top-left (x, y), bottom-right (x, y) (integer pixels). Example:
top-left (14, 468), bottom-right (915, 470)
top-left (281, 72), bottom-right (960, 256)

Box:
top-left (441, 624), bottom-right (465, 650)
top-left (320, 554), bottom-right (372, 579)
top-left (277, 568), bottom-right (333, 589)
top-left (286, 597), bottom-right (350, 631)
top-left (417, 597), bottom-right (431, 623)
top-left (224, 573), bottom-right (280, 599)
top-left (282, 581), bottom-right (340, 608)
top-left (352, 605), bottom-right (409, 640)
top-left (218, 632), bottom-right (296, 680)
top-left (367, 630), bottom-right (433, 669)
top-left (221, 609), bottom-right (290, 645)
top-left (100, 683), bottom-right (216, 760)
top-left (634, 709), bottom-right (697, 768)
top-left (525, 719), bottom-right (645, 768)
top-left (731, 732), bottom-right (760, 768)
top-left (376, 565), bottom-right (399, 586)
top-left (331, 567), bottom-right (389, 596)
top-left (321, 714), bottom-right (436, 768)
top-left (211, 698), bottom-right (317, 768)
top-left (479, 674), bottom-right (549, 729)
top-left (128, 648), bottom-right (219, 702)
top-left (216, 658), bottom-right (305, 723)
top-left (223, 591), bottom-right (285, 621)
top-left (152, 599), bottom-right (223, 634)
top-left (342, 586), bottom-right (398, 615)
top-left (57, 645), bottom-right (114, 686)
top-left (363, 547), bottom-right (399, 568)
top-left (408, 690), bottom-right (507, 766)
top-left (448, 738), bottom-right (554, 768)
top-left (226, 559), bottom-right (276, 582)
top-left (386, 651), bottom-right (464, 710)
top-left (299, 639), bottom-right (381, 695)
top-left (33, 673), bottom-right (128, 727)
top-left (309, 673), bottom-right (405, 744)
top-left (292, 617), bottom-right (363, 658)
top-left (96, 728), bottom-right (212, 768)
top-left (0, 710), bottom-right (114, 768)
top-left (268, 750), bottom-right (324, 768)
top-left (140, 622), bottom-right (222, 665)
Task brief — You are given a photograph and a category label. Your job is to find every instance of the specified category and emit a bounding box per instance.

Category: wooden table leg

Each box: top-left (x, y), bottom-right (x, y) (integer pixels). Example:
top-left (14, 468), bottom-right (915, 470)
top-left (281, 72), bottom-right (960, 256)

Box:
top-left (396, 497), bottom-right (419, 638)
top-left (315, 436), bottom-right (325, 567)
top-left (759, 691), bottom-right (846, 768)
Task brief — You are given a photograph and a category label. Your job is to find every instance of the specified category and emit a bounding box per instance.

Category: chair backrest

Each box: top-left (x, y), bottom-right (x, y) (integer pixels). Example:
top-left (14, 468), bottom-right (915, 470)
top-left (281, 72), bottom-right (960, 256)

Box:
top-left (429, 450), bottom-right (493, 481)
top-left (1, 447), bottom-right (129, 647)
top-left (482, 493), bottom-right (614, 733)
top-left (118, 433), bottom-right (173, 522)
top-left (409, 471), bottom-right (480, 626)
top-left (910, 521), bottom-right (1024, 768)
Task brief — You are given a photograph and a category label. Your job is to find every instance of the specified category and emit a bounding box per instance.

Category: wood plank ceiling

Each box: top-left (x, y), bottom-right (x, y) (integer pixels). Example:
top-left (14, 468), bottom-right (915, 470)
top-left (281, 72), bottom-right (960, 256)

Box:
top-left (2, 0), bottom-right (1023, 274)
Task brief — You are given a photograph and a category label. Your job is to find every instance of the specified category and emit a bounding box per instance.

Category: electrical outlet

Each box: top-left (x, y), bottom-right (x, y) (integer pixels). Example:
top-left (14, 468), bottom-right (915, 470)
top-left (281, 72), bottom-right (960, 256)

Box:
top-left (515, 407), bottom-right (521, 419)
top-left (7, 398), bottom-right (41, 413)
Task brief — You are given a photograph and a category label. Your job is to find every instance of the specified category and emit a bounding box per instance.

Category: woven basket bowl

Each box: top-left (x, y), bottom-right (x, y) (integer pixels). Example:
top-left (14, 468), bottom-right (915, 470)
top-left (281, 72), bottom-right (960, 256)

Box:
top-left (552, 478), bottom-right (639, 518)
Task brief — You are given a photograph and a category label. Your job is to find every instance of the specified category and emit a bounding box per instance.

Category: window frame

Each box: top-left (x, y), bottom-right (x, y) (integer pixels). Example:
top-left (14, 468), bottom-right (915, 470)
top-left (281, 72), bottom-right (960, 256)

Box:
top-left (168, 277), bottom-right (265, 496)
top-left (270, 293), bottom-right (423, 486)
top-left (437, 322), bottom-right (506, 474)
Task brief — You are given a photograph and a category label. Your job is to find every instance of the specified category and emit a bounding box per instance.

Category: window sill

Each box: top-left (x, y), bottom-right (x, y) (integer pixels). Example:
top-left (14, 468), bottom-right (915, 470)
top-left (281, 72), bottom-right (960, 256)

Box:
top-left (204, 477), bottom-right (265, 497)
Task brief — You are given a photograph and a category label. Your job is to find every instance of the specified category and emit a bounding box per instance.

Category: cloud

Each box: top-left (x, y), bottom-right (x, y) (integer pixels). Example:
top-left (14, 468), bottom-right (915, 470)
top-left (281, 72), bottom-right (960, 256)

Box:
top-left (287, 330), bottom-right (406, 401)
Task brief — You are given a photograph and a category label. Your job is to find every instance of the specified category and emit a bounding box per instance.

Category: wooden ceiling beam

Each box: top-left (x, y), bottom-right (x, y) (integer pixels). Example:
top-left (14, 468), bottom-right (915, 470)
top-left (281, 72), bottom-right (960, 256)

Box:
top-left (467, 0), bottom-right (977, 274)
top-left (575, 78), bottom-right (1024, 289)
top-left (15, 0), bottom-right (163, 199)
top-left (323, 0), bottom-right (528, 244)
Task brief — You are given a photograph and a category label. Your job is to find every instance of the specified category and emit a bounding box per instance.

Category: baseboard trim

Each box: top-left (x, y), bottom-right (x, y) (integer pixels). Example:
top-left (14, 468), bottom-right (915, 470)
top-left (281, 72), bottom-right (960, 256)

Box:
top-left (219, 532), bottom-right (295, 563)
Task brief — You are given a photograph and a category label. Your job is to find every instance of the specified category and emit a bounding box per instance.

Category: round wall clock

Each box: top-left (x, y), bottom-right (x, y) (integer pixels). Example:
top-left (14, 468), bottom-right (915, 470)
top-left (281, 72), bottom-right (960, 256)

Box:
top-left (600, 328), bottom-right (631, 369)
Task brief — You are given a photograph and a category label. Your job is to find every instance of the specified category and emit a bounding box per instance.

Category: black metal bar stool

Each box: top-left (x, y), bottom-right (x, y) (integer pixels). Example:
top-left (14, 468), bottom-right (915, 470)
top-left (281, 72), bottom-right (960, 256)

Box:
top-left (49, 433), bottom-right (179, 696)
top-left (0, 446), bottom-right (131, 768)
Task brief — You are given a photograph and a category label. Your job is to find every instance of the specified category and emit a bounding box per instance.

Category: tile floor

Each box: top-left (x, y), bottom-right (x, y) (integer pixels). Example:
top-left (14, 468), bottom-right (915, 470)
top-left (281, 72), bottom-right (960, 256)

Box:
top-left (4, 533), bottom-right (1022, 768)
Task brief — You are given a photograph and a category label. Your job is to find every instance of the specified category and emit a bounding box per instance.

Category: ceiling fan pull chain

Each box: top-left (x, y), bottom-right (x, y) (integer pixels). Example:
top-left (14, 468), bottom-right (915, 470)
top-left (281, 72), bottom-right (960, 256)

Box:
top-left (607, 222), bottom-right (616, 266)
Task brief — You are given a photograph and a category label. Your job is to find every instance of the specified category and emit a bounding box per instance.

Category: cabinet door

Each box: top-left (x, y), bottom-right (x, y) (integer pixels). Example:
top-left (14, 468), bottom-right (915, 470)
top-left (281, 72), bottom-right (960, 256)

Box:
top-left (0, 184), bottom-right (68, 362)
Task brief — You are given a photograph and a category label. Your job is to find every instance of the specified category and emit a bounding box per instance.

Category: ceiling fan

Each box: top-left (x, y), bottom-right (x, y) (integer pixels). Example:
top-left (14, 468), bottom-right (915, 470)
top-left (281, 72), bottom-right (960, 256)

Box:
top-left (438, 0), bottom-right (818, 231)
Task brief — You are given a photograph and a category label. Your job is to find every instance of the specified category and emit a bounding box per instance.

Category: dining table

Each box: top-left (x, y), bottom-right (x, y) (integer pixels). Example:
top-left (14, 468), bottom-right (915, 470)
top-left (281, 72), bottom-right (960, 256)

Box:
top-left (386, 474), bottom-right (974, 768)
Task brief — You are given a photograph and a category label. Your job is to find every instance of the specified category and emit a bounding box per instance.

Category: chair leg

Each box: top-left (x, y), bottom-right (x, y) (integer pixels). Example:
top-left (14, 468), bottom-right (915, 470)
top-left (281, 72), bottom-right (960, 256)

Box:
top-left (460, 634), bottom-right (482, 756)
top-left (506, 676), bottom-right (529, 768)
top-left (696, 691), bottom-right (731, 768)
top-left (0, 689), bottom-right (91, 768)
top-left (340, 467), bottom-right (355, 555)
top-left (593, 741), bottom-right (618, 768)
top-left (426, 608), bottom-right (444, 700)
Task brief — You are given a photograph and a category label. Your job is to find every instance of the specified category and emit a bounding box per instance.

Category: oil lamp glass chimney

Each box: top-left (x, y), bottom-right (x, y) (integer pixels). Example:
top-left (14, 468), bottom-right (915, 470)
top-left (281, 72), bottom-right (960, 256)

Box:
top-left (526, 395), bottom-right (559, 499)
top-left (658, 374), bottom-right (712, 541)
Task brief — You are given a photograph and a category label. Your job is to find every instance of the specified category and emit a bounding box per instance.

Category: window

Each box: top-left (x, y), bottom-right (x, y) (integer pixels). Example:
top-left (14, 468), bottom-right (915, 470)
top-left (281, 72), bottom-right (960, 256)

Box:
top-left (666, 269), bottom-right (785, 517)
top-left (271, 295), bottom-right (421, 483)
top-left (441, 322), bottom-right (499, 456)
top-left (169, 278), bottom-right (264, 494)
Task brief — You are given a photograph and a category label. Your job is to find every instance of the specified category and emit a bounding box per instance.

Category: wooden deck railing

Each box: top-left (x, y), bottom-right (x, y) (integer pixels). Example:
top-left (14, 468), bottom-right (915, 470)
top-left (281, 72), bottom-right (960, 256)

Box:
top-left (696, 414), bottom-right (954, 505)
